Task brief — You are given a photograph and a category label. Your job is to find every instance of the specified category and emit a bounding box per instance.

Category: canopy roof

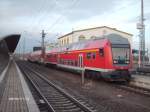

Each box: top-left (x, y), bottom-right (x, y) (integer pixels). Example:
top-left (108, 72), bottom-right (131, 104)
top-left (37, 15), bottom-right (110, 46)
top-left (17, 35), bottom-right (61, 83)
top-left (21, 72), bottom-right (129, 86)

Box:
top-left (0, 34), bottom-right (20, 53)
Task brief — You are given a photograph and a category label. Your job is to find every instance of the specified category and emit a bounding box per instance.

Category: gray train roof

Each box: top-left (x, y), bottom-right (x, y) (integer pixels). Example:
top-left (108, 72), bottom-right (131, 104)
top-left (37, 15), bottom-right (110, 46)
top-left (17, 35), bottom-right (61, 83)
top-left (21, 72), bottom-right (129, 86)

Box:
top-left (0, 34), bottom-right (20, 53)
top-left (106, 33), bottom-right (130, 45)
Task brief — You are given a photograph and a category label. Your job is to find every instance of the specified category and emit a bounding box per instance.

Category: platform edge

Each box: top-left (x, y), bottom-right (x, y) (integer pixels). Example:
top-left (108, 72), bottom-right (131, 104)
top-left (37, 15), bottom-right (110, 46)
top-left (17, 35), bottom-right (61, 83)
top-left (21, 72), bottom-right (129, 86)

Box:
top-left (14, 61), bottom-right (40, 112)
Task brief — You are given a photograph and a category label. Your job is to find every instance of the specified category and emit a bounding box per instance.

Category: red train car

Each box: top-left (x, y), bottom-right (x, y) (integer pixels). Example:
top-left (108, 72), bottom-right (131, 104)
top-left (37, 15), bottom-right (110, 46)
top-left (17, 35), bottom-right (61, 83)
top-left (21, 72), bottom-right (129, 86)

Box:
top-left (29, 34), bottom-right (132, 81)
top-left (28, 50), bottom-right (42, 62)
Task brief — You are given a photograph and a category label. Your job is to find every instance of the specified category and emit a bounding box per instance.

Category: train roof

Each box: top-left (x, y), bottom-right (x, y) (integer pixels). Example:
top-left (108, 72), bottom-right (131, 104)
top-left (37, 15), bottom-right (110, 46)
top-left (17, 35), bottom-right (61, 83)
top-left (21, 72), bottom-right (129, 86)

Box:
top-left (46, 33), bottom-right (130, 53)
top-left (30, 50), bottom-right (41, 56)
top-left (106, 34), bottom-right (129, 45)
top-left (46, 39), bottom-right (107, 53)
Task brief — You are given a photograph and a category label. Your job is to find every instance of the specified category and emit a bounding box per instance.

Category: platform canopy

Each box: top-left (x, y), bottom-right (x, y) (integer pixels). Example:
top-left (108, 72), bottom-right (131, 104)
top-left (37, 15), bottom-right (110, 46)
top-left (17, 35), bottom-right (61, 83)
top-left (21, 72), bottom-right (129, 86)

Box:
top-left (0, 34), bottom-right (20, 53)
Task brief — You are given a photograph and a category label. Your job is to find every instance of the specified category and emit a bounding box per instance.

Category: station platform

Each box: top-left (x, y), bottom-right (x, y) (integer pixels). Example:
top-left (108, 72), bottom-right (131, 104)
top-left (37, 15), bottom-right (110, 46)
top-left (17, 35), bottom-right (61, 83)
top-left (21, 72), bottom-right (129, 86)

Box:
top-left (131, 74), bottom-right (150, 90)
top-left (0, 60), bottom-right (40, 112)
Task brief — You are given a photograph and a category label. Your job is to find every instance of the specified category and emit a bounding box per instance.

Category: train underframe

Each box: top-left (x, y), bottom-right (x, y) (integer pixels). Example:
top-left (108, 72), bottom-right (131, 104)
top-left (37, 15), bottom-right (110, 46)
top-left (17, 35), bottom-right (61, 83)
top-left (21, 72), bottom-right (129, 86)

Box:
top-left (29, 60), bottom-right (131, 82)
top-left (54, 63), bottom-right (131, 82)
top-left (84, 69), bottom-right (131, 82)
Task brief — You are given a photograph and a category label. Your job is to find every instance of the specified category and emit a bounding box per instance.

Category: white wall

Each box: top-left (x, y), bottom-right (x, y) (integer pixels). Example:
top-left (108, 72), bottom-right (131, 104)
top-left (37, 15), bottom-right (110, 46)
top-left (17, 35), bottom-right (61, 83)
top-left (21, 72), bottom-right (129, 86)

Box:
top-left (58, 27), bottom-right (132, 46)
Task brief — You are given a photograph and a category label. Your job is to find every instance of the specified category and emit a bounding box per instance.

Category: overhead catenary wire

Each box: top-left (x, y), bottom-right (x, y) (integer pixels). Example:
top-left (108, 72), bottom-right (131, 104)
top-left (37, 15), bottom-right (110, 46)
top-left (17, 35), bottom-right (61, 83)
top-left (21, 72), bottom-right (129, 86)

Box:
top-left (24, 0), bottom-right (47, 32)
top-left (30, 0), bottom-right (67, 33)
top-left (29, 0), bottom-right (51, 32)
top-left (47, 0), bottom-right (140, 34)
top-left (32, 0), bottom-right (79, 45)
top-left (45, 0), bottom-right (79, 33)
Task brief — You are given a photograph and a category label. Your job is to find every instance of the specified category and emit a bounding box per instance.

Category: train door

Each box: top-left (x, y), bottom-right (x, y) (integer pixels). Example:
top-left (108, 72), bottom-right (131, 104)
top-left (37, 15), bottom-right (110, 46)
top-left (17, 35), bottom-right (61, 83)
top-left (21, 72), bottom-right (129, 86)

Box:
top-left (78, 54), bottom-right (83, 67)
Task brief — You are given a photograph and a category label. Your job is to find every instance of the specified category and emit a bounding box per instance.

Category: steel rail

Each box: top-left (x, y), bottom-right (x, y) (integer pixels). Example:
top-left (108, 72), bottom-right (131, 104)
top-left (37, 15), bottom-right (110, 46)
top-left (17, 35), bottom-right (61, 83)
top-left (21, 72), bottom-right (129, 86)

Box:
top-left (117, 84), bottom-right (150, 97)
top-left (19, 62), bottom-right (94, 112)
top-left (19, 64), bottom-right (55, 112)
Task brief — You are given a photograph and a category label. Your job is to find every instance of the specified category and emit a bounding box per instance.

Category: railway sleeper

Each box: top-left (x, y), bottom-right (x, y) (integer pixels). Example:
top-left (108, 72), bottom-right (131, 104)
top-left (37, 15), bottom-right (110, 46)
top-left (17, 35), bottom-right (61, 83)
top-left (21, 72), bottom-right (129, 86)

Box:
top-left (52, 102), bottom-right (76, 107)
top-left (52, 106), bottom-right (81, 112)
top-left (46, 94), bottom-right (65, 98)
top-left (52, 104), bottom-right (77, 108)
top-left (46, 97), bottom-right (68, 101)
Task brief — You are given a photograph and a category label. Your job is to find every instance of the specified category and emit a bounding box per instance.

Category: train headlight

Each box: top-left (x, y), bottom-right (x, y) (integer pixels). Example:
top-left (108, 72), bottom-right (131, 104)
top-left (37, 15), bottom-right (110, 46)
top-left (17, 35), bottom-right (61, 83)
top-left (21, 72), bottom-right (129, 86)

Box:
top-left (113, 60), bottom-right (118, 64)
top-left (126, 60), bottom-right (129, 64)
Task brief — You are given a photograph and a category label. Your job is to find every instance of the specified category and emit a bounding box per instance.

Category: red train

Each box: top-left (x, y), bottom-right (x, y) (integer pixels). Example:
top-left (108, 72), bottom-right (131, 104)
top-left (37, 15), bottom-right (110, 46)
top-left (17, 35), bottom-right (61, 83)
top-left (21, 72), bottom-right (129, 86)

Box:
top-left (28, 34), bottom-right (132, 81)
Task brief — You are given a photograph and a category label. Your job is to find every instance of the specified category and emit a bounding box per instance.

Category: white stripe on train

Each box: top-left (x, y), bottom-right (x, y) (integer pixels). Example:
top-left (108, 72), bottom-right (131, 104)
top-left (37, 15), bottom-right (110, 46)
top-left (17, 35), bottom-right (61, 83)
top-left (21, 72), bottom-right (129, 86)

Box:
top-left (57, 64), bottom-right (114, 72)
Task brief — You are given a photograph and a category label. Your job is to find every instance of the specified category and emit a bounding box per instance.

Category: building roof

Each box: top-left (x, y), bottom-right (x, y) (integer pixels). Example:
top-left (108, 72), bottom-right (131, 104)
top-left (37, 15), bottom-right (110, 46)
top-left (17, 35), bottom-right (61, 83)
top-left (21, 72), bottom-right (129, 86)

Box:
top-left (58, 26), bottom-right (133, 39)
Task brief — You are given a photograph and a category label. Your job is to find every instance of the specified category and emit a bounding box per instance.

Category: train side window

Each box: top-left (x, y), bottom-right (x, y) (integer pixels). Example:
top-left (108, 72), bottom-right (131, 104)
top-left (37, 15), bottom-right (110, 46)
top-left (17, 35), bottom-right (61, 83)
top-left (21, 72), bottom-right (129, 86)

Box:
top-left (92, 52), bottom-right (96, 59)
top-left (67, 60), bottom-right (69, 65)
top-left (59, 59), bottom-right (61, 63)
top-left (71, 61), bottom-right (73, 65)
top-left (86, 53), bottom-right (91, 59)
top-left (68, 60), bottom-right (70, 65)
top-left (75, 60), bottom-right (78, 66)
top-left (47, 54), bottom-right (51, 58)
top-left (99, 48), bottom-right (104, 56)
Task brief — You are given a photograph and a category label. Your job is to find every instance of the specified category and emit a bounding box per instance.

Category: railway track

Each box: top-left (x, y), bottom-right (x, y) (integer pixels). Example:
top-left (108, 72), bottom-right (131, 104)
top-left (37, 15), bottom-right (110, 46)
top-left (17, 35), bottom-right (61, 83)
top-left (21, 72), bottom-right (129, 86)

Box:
top-left (115, 83), bottom-right (150, 97)
top-left (20, 61), bottom-right (150, 98)
top-left (18, 62), bottom-right (96, 112)
top-left (18, 61), bottom-right (150, 111)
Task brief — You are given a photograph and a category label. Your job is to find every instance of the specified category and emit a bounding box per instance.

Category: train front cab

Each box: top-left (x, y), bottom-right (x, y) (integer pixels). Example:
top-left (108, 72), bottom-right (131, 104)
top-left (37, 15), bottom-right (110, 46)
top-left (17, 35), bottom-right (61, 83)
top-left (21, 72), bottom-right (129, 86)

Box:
top-left (101, 37), bottom-right (132, 82)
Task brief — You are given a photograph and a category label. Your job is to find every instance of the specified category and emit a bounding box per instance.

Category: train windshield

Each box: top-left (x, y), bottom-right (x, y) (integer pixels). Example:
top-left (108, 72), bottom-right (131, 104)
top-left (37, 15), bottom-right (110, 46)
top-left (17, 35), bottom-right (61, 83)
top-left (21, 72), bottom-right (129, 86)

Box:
top-left (112, 47), bottom-right (130, 65)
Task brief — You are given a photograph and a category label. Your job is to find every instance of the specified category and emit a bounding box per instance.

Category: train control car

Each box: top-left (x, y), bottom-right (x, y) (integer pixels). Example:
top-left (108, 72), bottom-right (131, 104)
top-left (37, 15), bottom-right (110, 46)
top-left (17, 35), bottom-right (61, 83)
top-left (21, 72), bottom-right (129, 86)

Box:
top-left (29, 34), bottom-right (132, 81)
top-left (28, 50), bottom-right (42, 63)
top-left (44, 48), bottom-right (58, 66)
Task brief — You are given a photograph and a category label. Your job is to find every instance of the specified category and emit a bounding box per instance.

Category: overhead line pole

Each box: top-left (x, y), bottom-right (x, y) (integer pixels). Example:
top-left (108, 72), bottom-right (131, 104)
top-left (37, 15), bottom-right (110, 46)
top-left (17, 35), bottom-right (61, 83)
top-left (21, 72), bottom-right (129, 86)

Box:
top-left (141, 0), bottom-right (145, 66)
top-left (137, 0), bottom-right (145, 68)
top-left (41, 30), bottom-right (46, 63)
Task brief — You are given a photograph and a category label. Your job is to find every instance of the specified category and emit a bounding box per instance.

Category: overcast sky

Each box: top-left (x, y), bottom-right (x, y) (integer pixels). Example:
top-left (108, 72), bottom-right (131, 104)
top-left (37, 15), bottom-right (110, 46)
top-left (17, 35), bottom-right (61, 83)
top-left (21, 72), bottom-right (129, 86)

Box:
top-left (0, 0), bottom-right (150, 52)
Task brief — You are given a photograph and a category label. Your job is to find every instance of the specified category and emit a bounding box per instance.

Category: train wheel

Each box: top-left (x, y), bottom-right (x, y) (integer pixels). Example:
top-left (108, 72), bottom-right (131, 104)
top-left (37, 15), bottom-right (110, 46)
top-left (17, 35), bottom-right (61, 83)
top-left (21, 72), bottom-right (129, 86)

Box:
top-left (85, 70), bottom-right (92, 79)
top-left (95, 71), bottom-right (101, 79)
top-left (124, 73), bottom-right (131, 83)
top-left (84, 70), bottom-right (89, 78)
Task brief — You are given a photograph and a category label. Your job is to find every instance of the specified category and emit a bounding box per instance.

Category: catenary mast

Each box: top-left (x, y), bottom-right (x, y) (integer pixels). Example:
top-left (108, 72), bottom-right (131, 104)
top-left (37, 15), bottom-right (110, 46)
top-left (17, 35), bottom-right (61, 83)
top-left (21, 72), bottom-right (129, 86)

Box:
top-left (137, 0), bottom-right (145, 67)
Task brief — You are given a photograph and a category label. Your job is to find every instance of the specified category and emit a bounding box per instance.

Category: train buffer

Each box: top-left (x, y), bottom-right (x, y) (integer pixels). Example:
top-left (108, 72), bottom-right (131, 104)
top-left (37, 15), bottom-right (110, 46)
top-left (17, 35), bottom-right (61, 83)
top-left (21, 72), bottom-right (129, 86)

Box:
top-left (0, 60), bottom-right (40, 112)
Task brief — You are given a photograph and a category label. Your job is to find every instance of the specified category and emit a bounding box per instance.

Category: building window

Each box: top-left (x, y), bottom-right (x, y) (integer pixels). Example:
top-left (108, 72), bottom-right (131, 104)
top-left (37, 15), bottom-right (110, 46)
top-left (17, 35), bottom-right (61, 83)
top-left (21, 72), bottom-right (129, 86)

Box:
top-left (103, 30), bottom-right (107, 36)
top-left (79, 35), bottom-right (85, 41)
top-left (62, 40), bottom-right (63, 45)
top-left (67, 38), bottom-right (69, 44)
top-left (90, 36), bottom-right (96, 39)
top-left (64, 39), bottom-right (66, 45)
